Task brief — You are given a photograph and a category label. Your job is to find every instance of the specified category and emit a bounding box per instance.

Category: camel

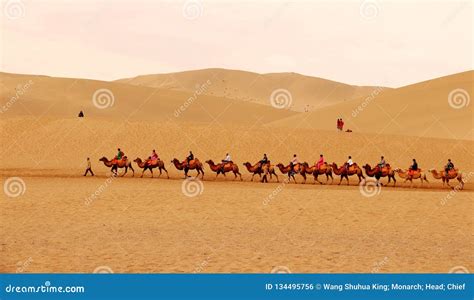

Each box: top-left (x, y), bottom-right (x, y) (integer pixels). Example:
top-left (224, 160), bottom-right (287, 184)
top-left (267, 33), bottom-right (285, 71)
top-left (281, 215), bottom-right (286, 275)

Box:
top-left (243, 162), bottom-right (279, 182)
top-left (394, 168), bottom-right (429, 186)
top-left (205, 160), bottom-right (242, 181)
top-left (331, 163), bottom-right (365, 185)
top-left (302, 162), bottom-right (334, 184)
top-left (429, 169), bottom-right (463, 190)
top-left (171, 158), bottom-right (204, 179)
top-left (363, 164), bottom-right (396, 186)
top-left (99, 156), bottom-right (134, 177)
top-left (276, 163), bottom-right (307, 183)
top-left (134, 158), bottom-right (169, 178)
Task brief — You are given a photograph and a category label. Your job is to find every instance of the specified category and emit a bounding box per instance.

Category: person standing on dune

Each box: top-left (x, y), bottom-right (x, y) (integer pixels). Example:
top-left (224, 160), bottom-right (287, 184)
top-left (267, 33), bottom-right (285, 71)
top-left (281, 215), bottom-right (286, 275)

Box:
top-left (84, 157), bottom-right (94, 176)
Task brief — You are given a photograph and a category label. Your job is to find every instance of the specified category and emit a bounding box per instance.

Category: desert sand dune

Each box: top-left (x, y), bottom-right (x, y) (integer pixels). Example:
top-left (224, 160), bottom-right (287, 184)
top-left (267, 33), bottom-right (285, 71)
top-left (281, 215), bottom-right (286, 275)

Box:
top-left (1, 70), bottom-right (472, 274)
top-left (0, 72), bottom-right (297, 124)
top-left (268, 71), bottom-right (474, 140)
top-left (116, 68), bottom-right (389, 112)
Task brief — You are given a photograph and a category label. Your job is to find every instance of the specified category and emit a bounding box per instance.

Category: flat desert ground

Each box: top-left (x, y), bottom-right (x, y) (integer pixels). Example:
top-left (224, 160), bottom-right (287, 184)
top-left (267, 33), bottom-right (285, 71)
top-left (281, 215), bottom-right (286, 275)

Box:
top-left (0, 69), bottom-right (472, 273)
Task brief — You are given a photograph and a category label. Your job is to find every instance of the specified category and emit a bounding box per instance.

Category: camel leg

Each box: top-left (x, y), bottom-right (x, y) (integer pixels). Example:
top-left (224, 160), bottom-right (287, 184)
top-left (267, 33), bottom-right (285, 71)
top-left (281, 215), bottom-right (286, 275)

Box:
top-left (163, 168), bottom-right (169, 179)
top-left (140, 169), bottom-right (145, 178)
top-left (273, 172), bottom-right (279, 182)
top-left (346, 175), bottom-right (350, 185)
top-left (150, 168), bottom-right (154, 178)
top-left (238, 172), bottom-right (243, 181)
top-left (201, 169), bottom-right (205, 179)
top-left (120, 167), bottom-right (127, 177)
top-left (130, 165), bottom-right (135, 177)
top-left (338, 176), bottom-right (343, 185)
top-left (250, 173), bottom-right (255, 181)
top-left (316, 174), bottom-right (323, 185)
top-left (157, 168), bottom-right (162, 178)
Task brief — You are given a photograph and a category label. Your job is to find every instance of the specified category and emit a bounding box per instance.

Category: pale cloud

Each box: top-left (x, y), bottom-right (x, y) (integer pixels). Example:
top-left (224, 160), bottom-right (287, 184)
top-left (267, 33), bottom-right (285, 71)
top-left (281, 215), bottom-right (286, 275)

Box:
top-left (0, 0), bottom-right (472, 87)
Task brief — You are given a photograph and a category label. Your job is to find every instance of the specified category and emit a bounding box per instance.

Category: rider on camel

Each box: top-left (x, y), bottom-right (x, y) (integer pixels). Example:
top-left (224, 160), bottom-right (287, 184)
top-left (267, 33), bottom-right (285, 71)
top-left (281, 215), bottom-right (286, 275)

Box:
top-left (289, 154), bottom-right (299, 175)
top-left (445, 159), bottom-right (454, 177)
top-left (344, 156), bottom-right (353, 171)
top-left (221, 153), bottom-right (232, 173)
top-left (409, 159), bottom-right (418, 176)
top-left (185, 151), bottom-right (194, 168)
top-left (316, 154), bottom-right (325, 169)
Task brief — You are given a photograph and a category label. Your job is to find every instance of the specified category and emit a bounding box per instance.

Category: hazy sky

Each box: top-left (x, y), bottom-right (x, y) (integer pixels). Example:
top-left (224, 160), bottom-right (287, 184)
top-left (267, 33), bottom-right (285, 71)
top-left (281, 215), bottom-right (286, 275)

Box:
top-left (1, 0), bottom-right (472, 87)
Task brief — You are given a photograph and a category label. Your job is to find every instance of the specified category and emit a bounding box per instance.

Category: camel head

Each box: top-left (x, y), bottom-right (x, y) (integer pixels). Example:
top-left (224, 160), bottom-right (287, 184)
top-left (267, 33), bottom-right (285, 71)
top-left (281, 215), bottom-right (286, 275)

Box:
top-left (133, 158), bottom-right (142, 163)
top-left (243, 162), bottom-right (251, 167)
top-left (205, 160), bottom-right (215, 165)
top-left (99, 157), bottom-right (108, 162)
top-left (171, 158), bottom-right (180, 164)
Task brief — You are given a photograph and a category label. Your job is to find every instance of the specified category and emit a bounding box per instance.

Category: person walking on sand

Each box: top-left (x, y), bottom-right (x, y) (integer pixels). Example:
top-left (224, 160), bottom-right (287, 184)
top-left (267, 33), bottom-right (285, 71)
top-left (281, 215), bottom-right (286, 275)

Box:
top-left (84, 157), bottom-right (94, 176)
top-left (336, 118), bottom-right (341, 131)
top-left (340, 118), bottom-right (345, 131)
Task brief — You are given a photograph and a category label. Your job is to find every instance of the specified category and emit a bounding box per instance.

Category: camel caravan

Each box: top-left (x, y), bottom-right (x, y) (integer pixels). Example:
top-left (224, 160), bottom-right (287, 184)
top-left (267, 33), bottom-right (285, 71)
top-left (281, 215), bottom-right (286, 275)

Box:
top-left (96, 149), bottom-right (467, 190)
